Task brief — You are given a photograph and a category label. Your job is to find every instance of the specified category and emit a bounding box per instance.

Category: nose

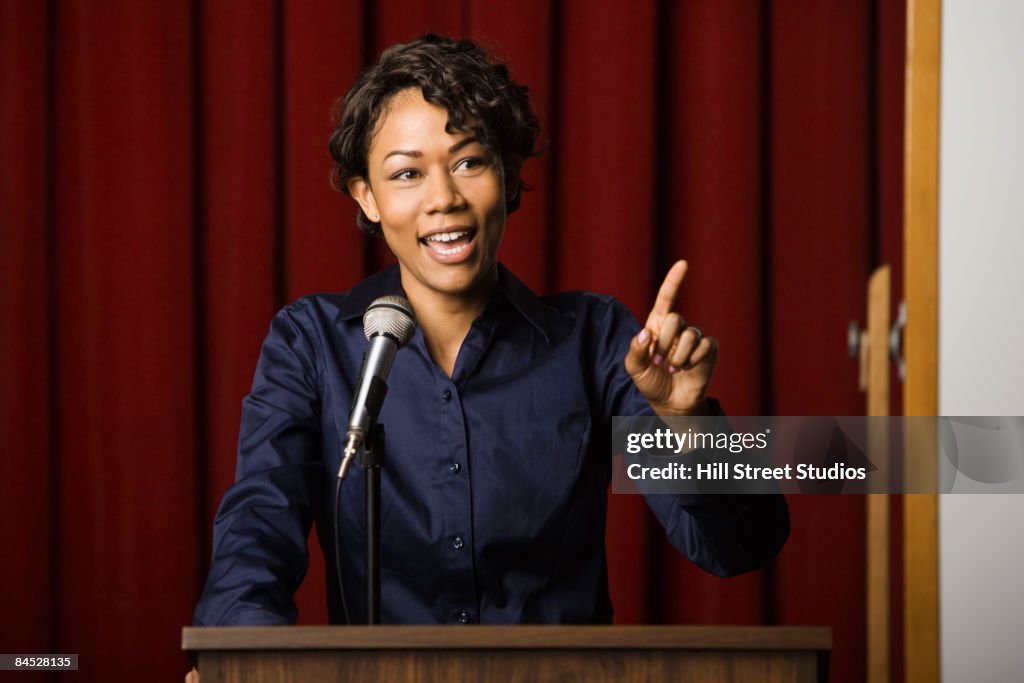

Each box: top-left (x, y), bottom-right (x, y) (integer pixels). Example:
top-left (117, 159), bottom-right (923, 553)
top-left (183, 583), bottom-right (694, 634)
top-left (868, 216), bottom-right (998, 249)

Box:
top-left (423, 170), bottom-right (465, 214)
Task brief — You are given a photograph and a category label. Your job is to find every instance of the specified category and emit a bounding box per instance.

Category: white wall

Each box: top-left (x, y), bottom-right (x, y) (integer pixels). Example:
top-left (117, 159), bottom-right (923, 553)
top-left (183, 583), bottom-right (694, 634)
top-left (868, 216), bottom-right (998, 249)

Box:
top-left (938, 1), bottom-right (1024, 681)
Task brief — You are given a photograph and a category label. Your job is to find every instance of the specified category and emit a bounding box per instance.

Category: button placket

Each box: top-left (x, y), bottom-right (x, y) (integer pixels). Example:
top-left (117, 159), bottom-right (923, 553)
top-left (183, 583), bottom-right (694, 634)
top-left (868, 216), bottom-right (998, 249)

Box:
top-left (436, 381), bottom-right (477, 624)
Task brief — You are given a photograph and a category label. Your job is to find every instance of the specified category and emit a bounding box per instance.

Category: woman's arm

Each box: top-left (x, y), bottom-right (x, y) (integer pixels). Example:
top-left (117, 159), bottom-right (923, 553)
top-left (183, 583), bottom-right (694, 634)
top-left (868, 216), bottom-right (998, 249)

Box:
top-left (598, 273), bottom-right (790, 577)
top-left (193, 304), bottom-right (326, 626)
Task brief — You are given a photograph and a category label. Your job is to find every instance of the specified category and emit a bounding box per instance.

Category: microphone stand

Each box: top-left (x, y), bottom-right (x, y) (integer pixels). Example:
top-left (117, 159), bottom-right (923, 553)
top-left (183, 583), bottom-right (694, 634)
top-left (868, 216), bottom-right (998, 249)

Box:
top-left (361, 423), bottom-right (385, 625)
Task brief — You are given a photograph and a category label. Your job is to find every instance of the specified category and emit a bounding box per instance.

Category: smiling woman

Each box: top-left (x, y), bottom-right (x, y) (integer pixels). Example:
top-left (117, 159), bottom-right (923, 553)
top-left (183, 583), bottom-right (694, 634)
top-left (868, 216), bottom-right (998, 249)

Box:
top-left (190, 34), bottom-right (789, 645)
top-left (328, 35), bottom-right (538, 374)
top-left (346, 90), bottom-right (509, 344)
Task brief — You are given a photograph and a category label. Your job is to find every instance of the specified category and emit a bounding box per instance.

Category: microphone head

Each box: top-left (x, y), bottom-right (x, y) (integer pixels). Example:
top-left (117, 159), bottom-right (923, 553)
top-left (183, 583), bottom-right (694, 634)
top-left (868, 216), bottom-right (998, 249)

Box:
top-left (363, 295), bottom-right (416, 347)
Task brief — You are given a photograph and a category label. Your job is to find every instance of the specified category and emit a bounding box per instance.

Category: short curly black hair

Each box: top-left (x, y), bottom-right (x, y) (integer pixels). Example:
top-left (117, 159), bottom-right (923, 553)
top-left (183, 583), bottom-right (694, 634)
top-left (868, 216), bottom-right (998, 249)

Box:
top-left (328, 34), bottom-right (541, 236)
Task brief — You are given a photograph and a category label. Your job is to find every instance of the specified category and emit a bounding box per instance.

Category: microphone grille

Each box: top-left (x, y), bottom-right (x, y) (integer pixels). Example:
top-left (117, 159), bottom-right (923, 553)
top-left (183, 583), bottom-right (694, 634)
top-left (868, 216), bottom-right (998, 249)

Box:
top-left (363, 295), bottom-right (417, 346)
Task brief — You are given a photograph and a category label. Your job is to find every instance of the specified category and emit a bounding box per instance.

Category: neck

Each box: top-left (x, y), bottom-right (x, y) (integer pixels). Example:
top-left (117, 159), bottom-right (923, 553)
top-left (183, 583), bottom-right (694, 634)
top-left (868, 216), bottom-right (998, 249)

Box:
top-left (400, 266), bottom-right (498, 377)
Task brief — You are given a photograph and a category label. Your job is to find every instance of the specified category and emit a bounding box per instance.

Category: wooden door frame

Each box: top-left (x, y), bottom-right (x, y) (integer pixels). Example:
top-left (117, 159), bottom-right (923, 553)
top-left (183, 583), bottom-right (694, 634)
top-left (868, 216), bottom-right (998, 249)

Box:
top-left (902, 0), bottom-right (941, 680)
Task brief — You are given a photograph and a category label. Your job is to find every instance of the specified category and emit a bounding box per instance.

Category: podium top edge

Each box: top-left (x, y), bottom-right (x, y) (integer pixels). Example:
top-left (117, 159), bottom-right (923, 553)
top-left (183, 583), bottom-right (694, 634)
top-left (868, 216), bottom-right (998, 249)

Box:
top-left (182, 625), bottom-right (832, 652)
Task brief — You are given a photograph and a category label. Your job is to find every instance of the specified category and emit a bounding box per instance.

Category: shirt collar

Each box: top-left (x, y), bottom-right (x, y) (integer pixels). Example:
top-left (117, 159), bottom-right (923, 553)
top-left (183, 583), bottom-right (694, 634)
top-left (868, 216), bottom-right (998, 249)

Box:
top-left (333, 263), bottom-right (554, 344)
top-left (494, 264), bottom-right (553, 344)
top-left (333, 265), bottom-right (405, 323)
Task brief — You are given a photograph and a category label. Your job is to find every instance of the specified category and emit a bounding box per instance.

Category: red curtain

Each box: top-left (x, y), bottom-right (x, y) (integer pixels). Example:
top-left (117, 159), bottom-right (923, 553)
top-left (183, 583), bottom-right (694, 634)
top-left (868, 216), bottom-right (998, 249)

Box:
top-left (0, 1), bottom-right (904, 680)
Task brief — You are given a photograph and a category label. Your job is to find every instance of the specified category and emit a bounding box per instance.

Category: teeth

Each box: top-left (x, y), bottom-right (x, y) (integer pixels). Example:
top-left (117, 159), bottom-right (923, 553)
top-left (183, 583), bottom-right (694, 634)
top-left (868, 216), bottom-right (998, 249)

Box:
top-left (425, 230), bottom-right (469, 243)
top-left (429, 242), bottom-right (469, 256)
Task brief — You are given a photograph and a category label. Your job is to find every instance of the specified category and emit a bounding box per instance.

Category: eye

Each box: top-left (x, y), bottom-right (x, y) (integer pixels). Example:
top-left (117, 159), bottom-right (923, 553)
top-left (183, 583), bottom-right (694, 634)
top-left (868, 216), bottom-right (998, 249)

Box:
top-left (454, 157), bottom-right (488, 174)
top-left (389, 168), bottom-right (422, 181)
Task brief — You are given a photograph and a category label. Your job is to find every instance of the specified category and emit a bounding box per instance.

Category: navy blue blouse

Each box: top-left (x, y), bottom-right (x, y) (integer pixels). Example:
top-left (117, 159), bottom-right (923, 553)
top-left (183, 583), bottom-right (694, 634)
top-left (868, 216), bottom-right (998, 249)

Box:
top-left (193, 264), bottom-right (789, 626)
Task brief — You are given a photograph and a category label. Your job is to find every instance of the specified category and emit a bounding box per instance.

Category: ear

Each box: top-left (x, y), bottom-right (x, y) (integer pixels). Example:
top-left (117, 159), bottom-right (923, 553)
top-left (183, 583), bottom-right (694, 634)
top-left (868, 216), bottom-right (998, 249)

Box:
top-left (503, 156), bottom-right (524, 204)
top-left (347, 176), bottom-right (381, 223)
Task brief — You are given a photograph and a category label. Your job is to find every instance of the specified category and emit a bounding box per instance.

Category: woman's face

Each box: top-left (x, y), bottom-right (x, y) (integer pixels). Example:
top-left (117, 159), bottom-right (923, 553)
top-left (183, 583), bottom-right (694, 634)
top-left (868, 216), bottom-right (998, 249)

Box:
top-left (349, 88), bottom-right (509, 304)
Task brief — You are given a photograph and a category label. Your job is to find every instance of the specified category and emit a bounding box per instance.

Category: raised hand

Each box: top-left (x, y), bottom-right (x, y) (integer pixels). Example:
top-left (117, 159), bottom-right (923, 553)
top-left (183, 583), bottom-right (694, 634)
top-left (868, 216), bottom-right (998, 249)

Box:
top-left (624, 260), bottom-right (718, 416)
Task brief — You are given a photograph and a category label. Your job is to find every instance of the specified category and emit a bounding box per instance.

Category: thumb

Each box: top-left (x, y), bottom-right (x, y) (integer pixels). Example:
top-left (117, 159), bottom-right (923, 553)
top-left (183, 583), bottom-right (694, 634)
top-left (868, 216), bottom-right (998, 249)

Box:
top-left (624, 328), bottom-right (654, 379)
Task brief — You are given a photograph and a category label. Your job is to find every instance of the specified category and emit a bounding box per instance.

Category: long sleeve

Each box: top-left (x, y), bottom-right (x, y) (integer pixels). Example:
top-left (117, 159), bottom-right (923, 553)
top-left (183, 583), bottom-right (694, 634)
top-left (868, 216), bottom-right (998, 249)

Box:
top-left (642, 490), bottom-right (790, 577)
top-left (193, 304), bottom-right (326, 625)
top-left (595, 297), bottom-right (790, 578)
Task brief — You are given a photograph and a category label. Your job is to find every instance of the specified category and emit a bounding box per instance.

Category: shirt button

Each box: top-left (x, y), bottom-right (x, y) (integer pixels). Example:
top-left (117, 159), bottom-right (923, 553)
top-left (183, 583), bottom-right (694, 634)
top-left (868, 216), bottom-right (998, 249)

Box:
top-left (452, 536), bottom-right (465, 550)
top-left (457, 610), bottom-right (472, 624)
top-left (442, 389), bottom-right (452, 401)
top-left (449, 462), bottom-right (461, 474)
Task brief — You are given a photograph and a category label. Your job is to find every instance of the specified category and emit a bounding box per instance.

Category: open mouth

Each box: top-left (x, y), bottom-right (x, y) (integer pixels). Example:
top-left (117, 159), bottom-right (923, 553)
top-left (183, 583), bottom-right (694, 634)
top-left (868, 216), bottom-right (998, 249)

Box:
top-left (420, 228), bottom-right (477, 256)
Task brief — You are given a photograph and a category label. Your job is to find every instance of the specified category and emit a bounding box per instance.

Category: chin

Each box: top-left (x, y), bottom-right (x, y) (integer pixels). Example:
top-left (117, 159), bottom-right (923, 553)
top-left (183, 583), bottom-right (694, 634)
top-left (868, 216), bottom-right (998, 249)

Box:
top-left (429, 272), bottom-right (486, 296)
top-left (426, 263), bottom-right (494, 295)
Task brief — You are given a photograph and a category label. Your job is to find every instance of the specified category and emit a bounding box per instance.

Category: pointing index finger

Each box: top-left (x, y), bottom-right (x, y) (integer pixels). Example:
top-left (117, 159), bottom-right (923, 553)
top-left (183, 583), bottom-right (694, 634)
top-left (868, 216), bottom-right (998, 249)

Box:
top-left (645, 260), bottom-right (688, 329)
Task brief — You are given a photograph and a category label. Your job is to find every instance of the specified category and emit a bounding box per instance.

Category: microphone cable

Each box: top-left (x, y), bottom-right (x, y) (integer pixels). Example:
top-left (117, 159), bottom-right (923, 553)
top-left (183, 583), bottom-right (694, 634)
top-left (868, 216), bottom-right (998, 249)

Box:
top-left (334, 472), bottom-right (352, 625)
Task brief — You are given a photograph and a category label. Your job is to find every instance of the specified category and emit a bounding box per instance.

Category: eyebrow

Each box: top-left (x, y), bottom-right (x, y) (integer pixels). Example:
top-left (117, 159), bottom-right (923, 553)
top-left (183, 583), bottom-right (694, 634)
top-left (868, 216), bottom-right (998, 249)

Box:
top-left (382, 137), bottom-right (480, 162)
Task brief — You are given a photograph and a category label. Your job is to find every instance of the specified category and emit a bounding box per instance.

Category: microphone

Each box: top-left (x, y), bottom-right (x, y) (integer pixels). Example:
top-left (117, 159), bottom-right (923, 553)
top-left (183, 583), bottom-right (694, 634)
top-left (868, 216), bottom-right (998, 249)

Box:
top-left (337, 295), bottom-right (416, 479)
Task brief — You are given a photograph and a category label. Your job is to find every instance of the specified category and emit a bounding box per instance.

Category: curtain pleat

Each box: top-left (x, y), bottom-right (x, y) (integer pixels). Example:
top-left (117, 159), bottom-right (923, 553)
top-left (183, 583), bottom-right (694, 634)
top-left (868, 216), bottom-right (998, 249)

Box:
top-left (49, 1), bottom-right (199, 678)
top-left (0, 0), bottom-right (55, 657)
top-left (654, 0), bottom-right (773, 627)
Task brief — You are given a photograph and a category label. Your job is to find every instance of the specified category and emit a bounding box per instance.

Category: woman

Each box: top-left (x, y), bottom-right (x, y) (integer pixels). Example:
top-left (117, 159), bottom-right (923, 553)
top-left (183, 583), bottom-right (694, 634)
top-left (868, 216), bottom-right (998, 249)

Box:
top-left (193, 34), bottom-right (788, 631)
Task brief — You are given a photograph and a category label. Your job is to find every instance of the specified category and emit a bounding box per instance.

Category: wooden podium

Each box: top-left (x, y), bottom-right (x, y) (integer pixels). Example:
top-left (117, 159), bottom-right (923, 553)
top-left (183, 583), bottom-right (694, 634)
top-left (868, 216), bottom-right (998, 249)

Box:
top-left (183, 625), bottom-right (831, 682)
